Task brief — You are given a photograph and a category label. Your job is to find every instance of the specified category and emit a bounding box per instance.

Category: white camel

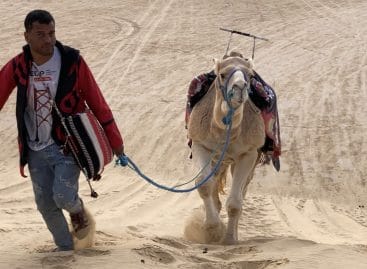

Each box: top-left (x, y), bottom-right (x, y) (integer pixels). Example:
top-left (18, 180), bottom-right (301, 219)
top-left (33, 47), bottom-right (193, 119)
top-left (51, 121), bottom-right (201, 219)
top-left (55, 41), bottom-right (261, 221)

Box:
top-left (186, 52), bottom-right (265, 245)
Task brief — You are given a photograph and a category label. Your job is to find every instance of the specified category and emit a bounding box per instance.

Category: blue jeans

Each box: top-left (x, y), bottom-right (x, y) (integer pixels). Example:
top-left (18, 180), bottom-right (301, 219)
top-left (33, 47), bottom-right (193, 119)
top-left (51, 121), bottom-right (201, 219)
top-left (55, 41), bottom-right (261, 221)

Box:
top-left (28, 143), bottom-right (81, 251)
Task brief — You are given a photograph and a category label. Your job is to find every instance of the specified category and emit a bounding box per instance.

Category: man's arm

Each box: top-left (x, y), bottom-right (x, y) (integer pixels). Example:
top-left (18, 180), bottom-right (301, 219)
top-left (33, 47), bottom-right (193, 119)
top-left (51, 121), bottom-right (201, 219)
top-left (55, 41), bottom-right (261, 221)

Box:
top-left (0, 59), bottom-right (17, 111)
top-left (77, 56), bottom-right (124, 155)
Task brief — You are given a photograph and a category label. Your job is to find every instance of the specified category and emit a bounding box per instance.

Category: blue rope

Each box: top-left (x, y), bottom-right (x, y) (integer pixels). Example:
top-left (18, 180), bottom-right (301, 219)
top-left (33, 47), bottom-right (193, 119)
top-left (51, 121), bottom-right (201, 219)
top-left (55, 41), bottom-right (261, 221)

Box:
top-left (116, 109), bottom-right (234, 193)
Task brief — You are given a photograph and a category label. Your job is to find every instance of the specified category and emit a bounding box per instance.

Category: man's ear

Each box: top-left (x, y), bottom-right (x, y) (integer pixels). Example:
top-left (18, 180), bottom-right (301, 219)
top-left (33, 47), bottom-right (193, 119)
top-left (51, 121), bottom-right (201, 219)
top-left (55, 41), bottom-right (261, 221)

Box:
top-left (24, 31), bottom-right (29, 43)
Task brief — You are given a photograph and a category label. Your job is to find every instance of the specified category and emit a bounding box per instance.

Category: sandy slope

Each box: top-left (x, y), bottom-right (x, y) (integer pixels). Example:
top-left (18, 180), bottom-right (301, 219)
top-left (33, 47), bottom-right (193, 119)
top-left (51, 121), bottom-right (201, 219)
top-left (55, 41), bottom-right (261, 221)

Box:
top-left (0, 0), bottom-right (366, 268)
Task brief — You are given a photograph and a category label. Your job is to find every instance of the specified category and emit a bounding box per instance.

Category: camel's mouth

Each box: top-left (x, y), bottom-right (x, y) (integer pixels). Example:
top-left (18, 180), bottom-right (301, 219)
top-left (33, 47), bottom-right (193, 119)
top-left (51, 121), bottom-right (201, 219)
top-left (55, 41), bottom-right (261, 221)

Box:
top-left (228, 85), bottom-right (246, 104)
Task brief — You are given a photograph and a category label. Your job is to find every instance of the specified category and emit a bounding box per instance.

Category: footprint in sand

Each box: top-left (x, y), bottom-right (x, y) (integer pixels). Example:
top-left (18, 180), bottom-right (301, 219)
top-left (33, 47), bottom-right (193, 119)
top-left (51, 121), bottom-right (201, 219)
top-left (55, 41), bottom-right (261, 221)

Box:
top-left (152, 236), bottom-right (188, 250)
top-left (75, 248), bottom-right (111, 257)
top-left (133, 245), bottom-right (176, 264)
top-left (231, 258), bottom-right (289, 269)
top-left (178, 258), bottom-right (289, 269)
top-left (94, 230), bottom-right (121, 247)
top-left (40, 248), bottom-right (110, 269)
top-left (40, 254), bottom-right (75, 269)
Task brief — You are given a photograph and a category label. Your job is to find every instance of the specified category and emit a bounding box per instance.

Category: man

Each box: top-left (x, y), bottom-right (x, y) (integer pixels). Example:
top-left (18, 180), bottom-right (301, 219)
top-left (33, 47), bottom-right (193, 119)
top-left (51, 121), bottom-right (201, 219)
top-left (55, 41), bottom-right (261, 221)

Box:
top-left (0, 10), bottom-right (124, 251)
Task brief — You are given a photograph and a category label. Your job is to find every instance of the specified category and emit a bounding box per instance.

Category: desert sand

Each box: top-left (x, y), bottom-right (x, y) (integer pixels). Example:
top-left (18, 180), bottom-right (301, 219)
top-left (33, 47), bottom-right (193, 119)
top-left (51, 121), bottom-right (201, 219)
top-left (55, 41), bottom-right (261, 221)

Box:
top-left (0, 0), bottom-right (366, 268)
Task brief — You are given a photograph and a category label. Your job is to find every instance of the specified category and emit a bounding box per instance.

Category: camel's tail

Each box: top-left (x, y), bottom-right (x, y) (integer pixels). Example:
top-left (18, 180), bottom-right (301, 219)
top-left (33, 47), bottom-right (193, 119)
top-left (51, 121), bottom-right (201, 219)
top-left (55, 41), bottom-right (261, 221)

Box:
top-left (217, 165), bottom-right (230, 195)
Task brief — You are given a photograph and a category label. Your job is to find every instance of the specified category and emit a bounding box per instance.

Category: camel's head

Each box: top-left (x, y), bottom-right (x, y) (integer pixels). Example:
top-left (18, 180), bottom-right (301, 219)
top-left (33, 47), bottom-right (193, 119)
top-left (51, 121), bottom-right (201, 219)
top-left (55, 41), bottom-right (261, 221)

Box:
top-left (214, 51), bottom-right (254, 110)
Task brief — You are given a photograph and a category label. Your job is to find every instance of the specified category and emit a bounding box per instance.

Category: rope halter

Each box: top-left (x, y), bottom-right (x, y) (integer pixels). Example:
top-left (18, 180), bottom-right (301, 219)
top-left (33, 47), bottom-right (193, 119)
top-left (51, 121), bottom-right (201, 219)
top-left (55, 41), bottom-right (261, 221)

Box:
top-left (217, 67), bottom-right (250, 125)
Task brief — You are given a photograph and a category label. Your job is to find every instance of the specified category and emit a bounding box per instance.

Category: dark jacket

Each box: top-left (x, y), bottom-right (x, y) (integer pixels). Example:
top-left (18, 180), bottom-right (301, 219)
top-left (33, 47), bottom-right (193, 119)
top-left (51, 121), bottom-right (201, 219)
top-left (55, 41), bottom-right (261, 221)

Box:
top-left (0, 41), bottom-right (123, 177)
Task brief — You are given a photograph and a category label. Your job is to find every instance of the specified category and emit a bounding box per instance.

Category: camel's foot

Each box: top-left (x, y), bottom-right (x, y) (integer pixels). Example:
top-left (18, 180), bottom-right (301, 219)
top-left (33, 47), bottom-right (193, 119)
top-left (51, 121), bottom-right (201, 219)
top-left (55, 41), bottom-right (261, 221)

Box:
top-left (184, 207), bottom-right (207, 243)
top-left (183, 207), bottom-right (225, 244)
top-left (203, 221), bottom-right (225, 244)
top-left (221, 233), bottom-right (238, 245)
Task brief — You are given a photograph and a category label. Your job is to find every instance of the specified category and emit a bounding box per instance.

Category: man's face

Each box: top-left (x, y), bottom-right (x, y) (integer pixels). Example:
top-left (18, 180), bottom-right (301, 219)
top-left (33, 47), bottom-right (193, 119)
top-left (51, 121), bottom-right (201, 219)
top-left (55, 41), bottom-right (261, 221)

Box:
top-left (24, 21), bottom-right (56, 58)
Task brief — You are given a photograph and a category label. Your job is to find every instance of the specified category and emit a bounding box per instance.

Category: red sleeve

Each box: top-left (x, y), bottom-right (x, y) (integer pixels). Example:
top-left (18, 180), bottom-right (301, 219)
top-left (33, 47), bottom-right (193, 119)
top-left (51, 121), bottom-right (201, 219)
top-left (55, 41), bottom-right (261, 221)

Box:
top-left (77, 56), bottom-right (124, 151)
top-left (0, 58), bottom-right (17, 110)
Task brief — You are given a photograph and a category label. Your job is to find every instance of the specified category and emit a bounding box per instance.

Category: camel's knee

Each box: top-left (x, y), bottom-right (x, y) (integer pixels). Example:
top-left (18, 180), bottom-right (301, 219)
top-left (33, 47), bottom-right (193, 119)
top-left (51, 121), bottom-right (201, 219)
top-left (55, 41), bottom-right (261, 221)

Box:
top-left (213, 193), bottom-right (222, 212)
top-left (197, 182), bottom-right (212, 198)
top-left (227, 206), bottom-right (241, 217)
top-left (226, 199), bottom-right (242, 217)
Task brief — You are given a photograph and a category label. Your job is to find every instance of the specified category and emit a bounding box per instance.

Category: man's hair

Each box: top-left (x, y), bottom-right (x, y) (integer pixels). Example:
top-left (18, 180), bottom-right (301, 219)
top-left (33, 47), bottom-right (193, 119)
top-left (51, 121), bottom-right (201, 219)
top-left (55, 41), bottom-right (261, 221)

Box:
top-left (24, 10), bottom-right (55, 32)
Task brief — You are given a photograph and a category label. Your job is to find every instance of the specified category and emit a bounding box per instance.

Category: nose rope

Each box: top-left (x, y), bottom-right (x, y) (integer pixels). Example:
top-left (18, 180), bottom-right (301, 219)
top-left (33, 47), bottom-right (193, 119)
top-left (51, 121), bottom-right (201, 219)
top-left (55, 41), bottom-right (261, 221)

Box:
top-left (219, 68), bottom-right (238, 103)
top-left (219, 68), bottom-right (248, 102)
top-left (218, 68), bottom-right (249, 125)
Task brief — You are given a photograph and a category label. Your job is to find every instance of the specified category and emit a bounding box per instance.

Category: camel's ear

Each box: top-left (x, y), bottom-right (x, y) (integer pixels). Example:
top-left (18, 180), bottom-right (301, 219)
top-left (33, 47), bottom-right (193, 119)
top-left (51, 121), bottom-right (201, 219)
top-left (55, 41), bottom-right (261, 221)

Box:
top-left (244, 57), bottom-right (255, 69)
top-left (213, 58), bottom-right (220, 75)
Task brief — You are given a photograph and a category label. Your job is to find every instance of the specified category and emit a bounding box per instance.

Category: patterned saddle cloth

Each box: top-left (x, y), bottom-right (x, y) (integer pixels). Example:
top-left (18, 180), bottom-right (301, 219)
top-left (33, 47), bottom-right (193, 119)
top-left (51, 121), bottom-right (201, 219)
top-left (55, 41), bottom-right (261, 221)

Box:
top-left (185, 70), bottom-right (281, 171)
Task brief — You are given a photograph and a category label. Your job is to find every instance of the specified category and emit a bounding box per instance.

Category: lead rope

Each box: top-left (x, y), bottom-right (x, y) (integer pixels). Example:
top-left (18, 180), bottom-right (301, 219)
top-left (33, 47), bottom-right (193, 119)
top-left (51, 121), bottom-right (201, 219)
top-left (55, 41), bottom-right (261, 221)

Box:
top-left (115, 114), bottom-right (233, 193)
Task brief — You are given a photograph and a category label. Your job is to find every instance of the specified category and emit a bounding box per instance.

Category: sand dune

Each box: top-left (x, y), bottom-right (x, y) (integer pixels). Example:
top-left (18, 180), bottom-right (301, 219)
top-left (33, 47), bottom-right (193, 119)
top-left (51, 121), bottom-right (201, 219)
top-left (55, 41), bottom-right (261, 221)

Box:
top-left (0, 0), bottom-right (366, 268)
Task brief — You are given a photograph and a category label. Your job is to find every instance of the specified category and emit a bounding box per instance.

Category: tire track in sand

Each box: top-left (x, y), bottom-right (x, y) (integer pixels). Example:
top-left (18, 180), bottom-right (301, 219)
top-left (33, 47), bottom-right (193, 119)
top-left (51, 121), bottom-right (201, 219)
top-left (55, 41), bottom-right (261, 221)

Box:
top-left (114, 0), bottom-right (175, 88)
top-left (95, 0), bottom-right (161, 81)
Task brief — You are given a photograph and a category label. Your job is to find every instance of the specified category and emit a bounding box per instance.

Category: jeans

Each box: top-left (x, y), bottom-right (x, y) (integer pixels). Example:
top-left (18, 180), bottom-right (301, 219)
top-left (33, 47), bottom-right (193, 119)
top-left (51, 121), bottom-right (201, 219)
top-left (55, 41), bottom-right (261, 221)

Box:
top-left (28, 143), bottom-right (81, 251)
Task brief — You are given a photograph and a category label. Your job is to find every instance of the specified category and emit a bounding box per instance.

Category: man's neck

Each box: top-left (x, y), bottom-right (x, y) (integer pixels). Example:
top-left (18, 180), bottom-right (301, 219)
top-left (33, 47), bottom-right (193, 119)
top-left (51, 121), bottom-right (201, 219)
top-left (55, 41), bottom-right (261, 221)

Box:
top-left (32, 51), bottom-right (53, 66)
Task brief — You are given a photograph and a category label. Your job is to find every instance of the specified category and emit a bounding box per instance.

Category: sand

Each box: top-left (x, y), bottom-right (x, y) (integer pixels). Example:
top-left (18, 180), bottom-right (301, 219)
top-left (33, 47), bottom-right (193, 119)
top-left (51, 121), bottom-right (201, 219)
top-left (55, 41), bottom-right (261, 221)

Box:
top-left (0, 0), bottom-right (366, 268)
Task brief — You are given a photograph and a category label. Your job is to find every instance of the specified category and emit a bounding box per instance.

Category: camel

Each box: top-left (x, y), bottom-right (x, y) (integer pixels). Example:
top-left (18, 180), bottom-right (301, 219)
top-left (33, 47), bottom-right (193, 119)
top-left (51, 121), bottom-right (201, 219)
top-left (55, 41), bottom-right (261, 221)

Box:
top-left (186, 52), bottom-right (265, 245)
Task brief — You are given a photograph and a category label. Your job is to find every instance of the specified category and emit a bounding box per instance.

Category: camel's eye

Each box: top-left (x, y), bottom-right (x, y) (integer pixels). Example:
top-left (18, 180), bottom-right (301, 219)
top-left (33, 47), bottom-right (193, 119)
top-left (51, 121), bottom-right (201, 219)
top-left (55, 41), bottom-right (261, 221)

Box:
top-left (219, 73), bottom-right (226, 80)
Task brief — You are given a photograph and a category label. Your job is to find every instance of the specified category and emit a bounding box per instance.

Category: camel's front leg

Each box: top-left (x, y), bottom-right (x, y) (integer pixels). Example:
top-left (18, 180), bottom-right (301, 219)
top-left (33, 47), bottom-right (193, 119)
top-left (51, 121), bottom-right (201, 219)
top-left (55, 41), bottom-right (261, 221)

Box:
top-left (192, 143), bottom-right (224, 243)
top-left (223, 150), bottom-right (258, 244)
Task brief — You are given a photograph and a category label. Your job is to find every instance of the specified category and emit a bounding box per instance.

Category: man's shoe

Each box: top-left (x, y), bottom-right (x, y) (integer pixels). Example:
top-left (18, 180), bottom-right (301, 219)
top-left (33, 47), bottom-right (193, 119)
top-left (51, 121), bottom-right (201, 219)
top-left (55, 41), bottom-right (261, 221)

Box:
top-left (70, 202), bottom-right (89, 239)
